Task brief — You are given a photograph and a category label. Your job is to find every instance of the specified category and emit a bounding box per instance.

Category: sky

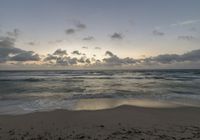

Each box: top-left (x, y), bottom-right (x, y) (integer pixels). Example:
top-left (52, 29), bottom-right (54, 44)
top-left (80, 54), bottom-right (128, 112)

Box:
top-left (0, 0), bottom-right (200, 69)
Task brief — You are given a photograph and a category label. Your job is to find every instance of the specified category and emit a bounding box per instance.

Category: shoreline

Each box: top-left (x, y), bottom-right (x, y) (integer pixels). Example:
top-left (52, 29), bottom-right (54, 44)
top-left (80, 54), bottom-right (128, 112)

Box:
top-left (1, 98), bottom-right (200, 115)
top-left (1, 105), bottom-right (200, 139)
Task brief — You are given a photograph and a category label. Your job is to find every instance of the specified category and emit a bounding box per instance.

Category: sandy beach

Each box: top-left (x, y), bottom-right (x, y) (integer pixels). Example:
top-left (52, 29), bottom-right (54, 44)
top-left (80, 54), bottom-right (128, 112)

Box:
top-left (0, 106), bottom-right (200, 140)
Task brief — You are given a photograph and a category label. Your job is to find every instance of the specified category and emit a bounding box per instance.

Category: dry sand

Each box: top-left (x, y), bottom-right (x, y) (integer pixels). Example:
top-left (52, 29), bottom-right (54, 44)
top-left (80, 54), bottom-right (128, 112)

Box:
top-left (0, 105), bottom-right (200, 140)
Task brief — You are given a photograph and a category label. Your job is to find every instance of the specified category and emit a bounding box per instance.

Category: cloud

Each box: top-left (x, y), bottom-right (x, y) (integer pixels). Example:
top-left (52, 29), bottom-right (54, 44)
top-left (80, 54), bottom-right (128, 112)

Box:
top-left (171, 19), bottom-right (200, 26)
top-left (145, 54), bottom-right (180, 64)
top-left (44, 51), bottom-right (78, 66)
top-left (103, 49), bottom-right (200, 66)
top-left (27, 42), bottom-right (35, 46)
top-left (56, 57), bottom-right (78, 65)
top-left (178, 35), bottom-right (196, 41)
top-left (6, 29), bottom-right (20, 38)
top-left (48, 40), bottom-right (63, 44)
top-left (76, 22), bottom-right (86, 30)
top-left (145, 49), bottom-right (200, 64)
top-left (27, 41), bottom-right (39, 46)
top-left (85, 58), bottom-right (91, 64)
top-left (72, 50), bottom-right (81, 55)
top-left (181, 49), bottom-right (200, 61)
top-left (82, 46), bottom-right (88, 49)
top-left (53, 49), bottom-right (67, 56)
top-left (94, 47), bottom-right (101, 50)
top-left (0, 36), bottom-right (40, 63)
top-left (77, 57), bottom-right (91, 64)
top-left (82, 36), bottom-right (94, 41)
top-left (110, 32), bottom-right (123, 40)
top-left (0, 34), bottom-right (21, 62)
top-left (43, 49), bottom-right (93, 66)
top-left (65, 21), bottom-right (87, 35)
top-left (65, 28), bottom-right (76, 34)
top-left (77, 57), bottom-right (85, 63)
top-left (0, 37), bottom-right (21, 62)
top-left (43, 54), bottom-right (58, 62)
top-left (10, 51), bottom-right (40, 61)
top-left (152, 30), bottom-right (165, 36)
top-left (105, 51), bottom-right (115, 57)
top-left (42, 48), bottom-right (97, 67)
top-left (103, 51), bottom-right (137, 65)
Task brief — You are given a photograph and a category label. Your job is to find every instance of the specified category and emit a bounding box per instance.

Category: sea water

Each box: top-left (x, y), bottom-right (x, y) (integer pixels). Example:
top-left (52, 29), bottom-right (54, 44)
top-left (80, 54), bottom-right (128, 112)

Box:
top-left (0, 69), bottom-right (200, 114)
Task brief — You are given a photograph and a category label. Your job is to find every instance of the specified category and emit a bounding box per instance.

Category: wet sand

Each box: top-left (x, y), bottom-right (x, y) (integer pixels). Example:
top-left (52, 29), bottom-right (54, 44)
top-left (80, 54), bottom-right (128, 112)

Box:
top-left (0, 105), bottom-right (200, 140)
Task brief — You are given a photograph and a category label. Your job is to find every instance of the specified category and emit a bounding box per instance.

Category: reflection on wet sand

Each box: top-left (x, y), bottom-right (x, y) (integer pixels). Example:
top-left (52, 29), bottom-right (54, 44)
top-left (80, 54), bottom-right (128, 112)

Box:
top-left (73, 98), bottom-right (179, 110)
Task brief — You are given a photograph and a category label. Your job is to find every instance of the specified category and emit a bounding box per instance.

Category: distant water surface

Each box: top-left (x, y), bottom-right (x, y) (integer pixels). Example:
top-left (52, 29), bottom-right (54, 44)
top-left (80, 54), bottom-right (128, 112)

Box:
top-left (0, 69), bottom-right (200, 114)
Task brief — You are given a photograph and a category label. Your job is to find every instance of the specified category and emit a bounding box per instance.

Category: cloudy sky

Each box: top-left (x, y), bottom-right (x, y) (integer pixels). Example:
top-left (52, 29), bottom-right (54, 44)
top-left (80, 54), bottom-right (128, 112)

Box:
top-left (0, 0), bottom-right (200, 69)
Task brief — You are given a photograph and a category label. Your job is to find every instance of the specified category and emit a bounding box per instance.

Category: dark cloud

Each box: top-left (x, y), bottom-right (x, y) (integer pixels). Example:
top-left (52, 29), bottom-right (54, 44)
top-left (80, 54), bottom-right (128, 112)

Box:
top-left (82, 36), bottom-right (94, 41)
top-left (105, 51), bottom-right (115, 57)
top-left (6, 29), bottom-right (20, 38)
top-left (43, 54), bottom-right (58, 62)
top-left (82, 46), bottom-right (88, 49)
top-left (65, 28), bottom-right (76, 34)
top-left (94, 47), bottom-right (101, 50)
top-left (75, 22), bottom-right (86, 30)
top-left (76, 57), bottom-right (91, 64)
top-left (181, 49), bottom-right (200, 61)
top-left (153, 30), bottom-right (165, 36)
top-left (10, 51), bottom-right (40, 61)
top-left (65, 22), bottom-right (86, 34)
top-left (103, 50), bottom-right (200, 65)
top-left (72, 50), bottom-right (81, 55)
top-left (27, 42), bottom-right (38, 46)
top-left (56, 57), bottom-right (78, 65)
top-left (110, 32), bottom-right (123, 40)
top-left (145, 49), bottom-right (200, 64)
top-left (27, 42), bottom-right (35, 46)
top-left (0, 37), bottom-right (40, 63)
top-left (65, 21), bottom-right (86, 35)
top-left (53, 49), bottom-right (67, 56)
top-left (78, 57), bottom-right (85, 63)
top-left (44, 51), bottom-right (78, 66)
top-left (95, 59), bottom-right (101, 64)
top-left (44, 49), bottom-right (67, 61)
top-left (102, 49), bottom-right (200, 66)
top-left (145, 54), bottom-right (180, 64)
top-left (0, 37), bottom-right (21, 62)
top-left (103, 49), bottom-right (200, 66)
top-left (85, 58), bottom-right (91, 64)
top-left (43, 49), bottom-right (93, 66)
top-left (43, 48), bottom-right (92, 66)
top-left (103, 51), bottom-right (137, 65)
top-left (67, 57), bottom-right (78, 65)
top-left (178, 35), bottom-right (195, 41)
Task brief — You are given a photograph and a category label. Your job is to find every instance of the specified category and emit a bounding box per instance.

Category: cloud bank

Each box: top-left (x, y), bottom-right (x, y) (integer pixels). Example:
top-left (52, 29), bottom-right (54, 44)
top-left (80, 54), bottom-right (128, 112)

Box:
top-left (1, 29), bottom-right (200, 69)
top-left (0, 36), bottom-right (40, 63)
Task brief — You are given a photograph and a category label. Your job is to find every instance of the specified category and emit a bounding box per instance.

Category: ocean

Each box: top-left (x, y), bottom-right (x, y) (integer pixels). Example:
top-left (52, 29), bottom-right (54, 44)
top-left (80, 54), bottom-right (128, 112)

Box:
top-left (0, 69), bottom-right (200, 114)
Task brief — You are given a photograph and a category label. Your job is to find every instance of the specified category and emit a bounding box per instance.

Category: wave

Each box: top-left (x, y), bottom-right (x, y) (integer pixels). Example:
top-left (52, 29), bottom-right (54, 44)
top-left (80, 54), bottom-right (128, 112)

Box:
top-left (1, 69), bottom-right (200, 114)
top-left (0, 78), bottom-right (45, 82)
